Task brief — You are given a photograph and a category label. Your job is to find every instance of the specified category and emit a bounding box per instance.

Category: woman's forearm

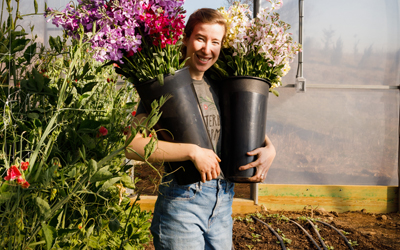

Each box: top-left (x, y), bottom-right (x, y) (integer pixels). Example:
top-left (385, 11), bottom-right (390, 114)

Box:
top-left (124, 133), bottom-right (199, 163)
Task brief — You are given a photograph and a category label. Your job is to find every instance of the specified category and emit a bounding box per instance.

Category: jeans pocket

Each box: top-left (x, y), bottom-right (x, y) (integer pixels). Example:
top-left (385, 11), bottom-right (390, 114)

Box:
top-left (160, 182), bottom-right (198, 201)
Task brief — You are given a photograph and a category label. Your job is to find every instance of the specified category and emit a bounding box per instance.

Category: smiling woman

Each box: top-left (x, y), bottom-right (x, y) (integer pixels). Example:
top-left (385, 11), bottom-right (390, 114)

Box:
top-left (126, 7), bottom-right (276, 250)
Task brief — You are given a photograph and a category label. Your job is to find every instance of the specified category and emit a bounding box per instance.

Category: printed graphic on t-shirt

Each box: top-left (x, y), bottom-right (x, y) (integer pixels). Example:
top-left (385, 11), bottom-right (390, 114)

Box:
top-left (199, 96), bottom-right (216, 111)
top-left (198, 96), bottom-right (220, 145)
top-left (203, 114), bottom-right (220, 142)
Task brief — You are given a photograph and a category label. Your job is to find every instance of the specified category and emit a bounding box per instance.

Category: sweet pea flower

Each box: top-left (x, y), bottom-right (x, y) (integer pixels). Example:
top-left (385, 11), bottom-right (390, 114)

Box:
top-left (4, 165), bottom-right (22, 181)
top-left (99, 126), bottom-right (108, 136)
top-left (21, 161), bottom-right (29, 171)
top-left (20, 180), bottom-right (30, 189)
top-left (16, 176), bottom-right (25, 184)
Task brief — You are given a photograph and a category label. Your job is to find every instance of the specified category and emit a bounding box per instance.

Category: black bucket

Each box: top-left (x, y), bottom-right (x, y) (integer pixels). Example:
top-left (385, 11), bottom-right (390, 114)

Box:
top-left (134, 67), bottom-right (213, 185)
top-left (219, 76), bottom-right (271, 183)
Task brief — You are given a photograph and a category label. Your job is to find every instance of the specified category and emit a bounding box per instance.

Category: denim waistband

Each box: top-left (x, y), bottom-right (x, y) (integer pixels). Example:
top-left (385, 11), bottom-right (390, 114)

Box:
top-left (200, 179), bottom-right (230, 188)
top-left (162, 174), bottom-right (232, 190)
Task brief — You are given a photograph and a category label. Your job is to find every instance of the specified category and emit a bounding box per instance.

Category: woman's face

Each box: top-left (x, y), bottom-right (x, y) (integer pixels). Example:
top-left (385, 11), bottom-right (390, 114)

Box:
top-left (183, 23), bottom-right (225, 80)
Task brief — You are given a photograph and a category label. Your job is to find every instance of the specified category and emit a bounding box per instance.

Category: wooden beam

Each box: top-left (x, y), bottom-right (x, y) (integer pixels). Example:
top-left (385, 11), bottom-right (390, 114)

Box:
top-left (136, 196), bottom-right (261, 214)
top-left (258, 184), bottom-right (398, 213)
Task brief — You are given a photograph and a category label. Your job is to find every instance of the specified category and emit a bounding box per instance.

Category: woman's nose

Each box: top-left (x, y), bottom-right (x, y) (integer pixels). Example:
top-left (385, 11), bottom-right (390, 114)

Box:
top-left (202, 41), bottom-right (212, 54)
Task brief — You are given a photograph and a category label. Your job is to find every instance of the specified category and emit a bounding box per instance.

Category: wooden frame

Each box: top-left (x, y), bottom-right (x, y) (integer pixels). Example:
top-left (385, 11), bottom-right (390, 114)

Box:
top-left (258, 184), bottom-right (398, 213)
top-left (137, 184), bottom-right (398, 214)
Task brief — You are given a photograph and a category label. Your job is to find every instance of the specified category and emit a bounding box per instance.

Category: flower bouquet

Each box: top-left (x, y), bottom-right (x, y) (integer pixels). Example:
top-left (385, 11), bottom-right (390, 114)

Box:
top-left (210, 0), bottom-right (301, 182)
top-left (46, 0), bottom-right (214, 185)
top-left (46, 0), bottom-right (187, 85)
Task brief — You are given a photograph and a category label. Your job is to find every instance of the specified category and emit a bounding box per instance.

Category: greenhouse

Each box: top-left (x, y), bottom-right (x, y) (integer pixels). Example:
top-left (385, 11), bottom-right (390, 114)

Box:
top-left (1, 0), bottom-right (399, 249)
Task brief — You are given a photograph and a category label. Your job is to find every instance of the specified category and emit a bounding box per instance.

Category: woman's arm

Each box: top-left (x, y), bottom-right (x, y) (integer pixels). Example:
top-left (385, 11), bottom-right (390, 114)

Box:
top-left (125, 113), bottom-right (221, 182)
top-left (238, 134), bottom-right (276, 182)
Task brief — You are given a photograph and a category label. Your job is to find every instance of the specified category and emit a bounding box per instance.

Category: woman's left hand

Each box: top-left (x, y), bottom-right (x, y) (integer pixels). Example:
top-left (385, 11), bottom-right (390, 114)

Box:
top-left (238, 134), bottom-right (276, 183)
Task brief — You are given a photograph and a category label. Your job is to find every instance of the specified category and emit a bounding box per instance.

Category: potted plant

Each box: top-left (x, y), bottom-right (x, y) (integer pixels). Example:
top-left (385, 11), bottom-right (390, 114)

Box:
top-left (46, 0), bottom-right (213, 184)
top-left (208, 0), bottom-right (302, 182)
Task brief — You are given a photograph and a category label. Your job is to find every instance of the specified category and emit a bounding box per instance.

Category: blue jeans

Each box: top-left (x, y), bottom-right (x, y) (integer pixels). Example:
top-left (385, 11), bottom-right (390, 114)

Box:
top-left (150, 176), bottom-right (235, 250)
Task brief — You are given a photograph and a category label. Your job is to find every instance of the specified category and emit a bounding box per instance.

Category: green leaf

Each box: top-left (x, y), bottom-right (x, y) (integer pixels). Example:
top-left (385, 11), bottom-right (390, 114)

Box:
top-left (123, 243), bottom-right (135, 250)
top-left (120, 174), bottom-right (135, 189)
top-left (81, 81), bottom-right (98, 93)
top-left (41, 223), bottom-right (56, 250)
top-left (156, 74), bottom-right (164, 86)
top-left (109, 218), bottom-right (121, 233)
top-left (78, 120), bottom-right (102, 131)
top-left (271, 89), bottom-right (280, 97)
top-left (0, 192), bottom-right (14, 204)
top-left (84, 75), bottom-right (96, 81)
top-left (35, 197), bottom-right (51, 217)
top-left (169, 67), bottom-right (175, 75)
top-left (80, 133), bottom-right (96, 149)
top-left (86, 224), bottom-right (95, 239)
top-left (144, 137), bottom-right (157, 159)
top-left (98, 177), bottom-right (121, 193)
top-left (80, 62), bottom-right (90, 78)
top-left (147, 112), bottom-right (162, 129)
top-left (49, 36), bottom-right (62, 54)
top-left (34, 0), bottom-right (38, 14)
top-left (88, 159), bottom-right (97, 178)
top-left (27, 112), bottom-right (39, 119)
top-left (90, 168), bottom-right (113, 183)
top-left (57, 229), bottom-right (79, 237)
top-left (23, 42), bottom-right (37, 63)
top-left (32, 68), bottom-right (44, 92)
top-left (11, 38), bottom-right (29, 54)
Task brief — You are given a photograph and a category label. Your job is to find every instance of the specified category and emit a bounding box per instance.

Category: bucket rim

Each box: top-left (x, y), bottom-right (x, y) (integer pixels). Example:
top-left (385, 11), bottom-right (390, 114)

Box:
top-left (135, 66), bottom-right (190, 87)
top-left (221, 75), bottom-right (272, 87)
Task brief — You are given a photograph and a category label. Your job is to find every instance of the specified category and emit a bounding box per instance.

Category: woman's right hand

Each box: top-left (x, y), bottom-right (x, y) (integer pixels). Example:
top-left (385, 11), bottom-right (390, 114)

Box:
top-left (189, 146), bottom-right (221, 183)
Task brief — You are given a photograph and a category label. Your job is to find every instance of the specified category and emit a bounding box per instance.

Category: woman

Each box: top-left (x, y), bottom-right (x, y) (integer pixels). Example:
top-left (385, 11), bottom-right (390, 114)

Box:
top-left (125, 8), bottom-right (276, 250)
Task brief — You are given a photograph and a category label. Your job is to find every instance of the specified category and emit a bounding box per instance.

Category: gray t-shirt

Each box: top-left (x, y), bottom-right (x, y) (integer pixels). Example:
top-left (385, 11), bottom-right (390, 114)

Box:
top-left (192, 78), bottom-right (221, 156)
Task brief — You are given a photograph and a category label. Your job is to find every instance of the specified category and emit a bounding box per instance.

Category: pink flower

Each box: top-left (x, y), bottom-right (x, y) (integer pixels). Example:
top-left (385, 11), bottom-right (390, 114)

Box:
top-left (20, 180), bottom-right (30, 189)
top-left (99, 126), bottom-right (108, 136)
top-left (21, 161), bottom-right (29, 171)
top-left (4, 165), bottom-right (22, 181)
top-left (16, 176), bottom-right (25, 184)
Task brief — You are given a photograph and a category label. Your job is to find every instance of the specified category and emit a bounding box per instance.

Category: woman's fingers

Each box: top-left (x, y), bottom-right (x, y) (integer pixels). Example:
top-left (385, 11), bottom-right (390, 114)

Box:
top-left (192, 148), bottom-right (221, 182)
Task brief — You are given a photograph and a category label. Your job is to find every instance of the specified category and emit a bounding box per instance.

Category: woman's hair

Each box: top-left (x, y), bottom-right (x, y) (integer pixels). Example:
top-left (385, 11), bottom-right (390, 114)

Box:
top-left (181, 8), bottom-right (227, 59)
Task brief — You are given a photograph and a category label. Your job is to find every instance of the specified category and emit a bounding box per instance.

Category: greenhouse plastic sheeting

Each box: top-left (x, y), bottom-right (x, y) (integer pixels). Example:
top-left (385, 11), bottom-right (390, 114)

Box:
top-left (275, 0), bottom-right (400, 87)
top-left (264, 88), bottom-right (399, 186)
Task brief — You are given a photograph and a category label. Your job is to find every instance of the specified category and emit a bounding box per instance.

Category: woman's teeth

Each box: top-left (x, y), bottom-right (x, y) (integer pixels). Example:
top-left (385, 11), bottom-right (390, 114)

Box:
top-left (198, 56), bottom-right (209, 62)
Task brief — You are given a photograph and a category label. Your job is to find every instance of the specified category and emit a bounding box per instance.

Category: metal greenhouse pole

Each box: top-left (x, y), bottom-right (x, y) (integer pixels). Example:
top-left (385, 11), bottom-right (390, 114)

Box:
top-left (250, 0), bottom-right (261, 204)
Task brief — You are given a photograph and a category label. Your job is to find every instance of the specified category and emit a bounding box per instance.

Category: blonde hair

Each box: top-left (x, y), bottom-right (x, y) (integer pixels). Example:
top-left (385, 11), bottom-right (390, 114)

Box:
top-left (181, 8), bottom-right (227, 59)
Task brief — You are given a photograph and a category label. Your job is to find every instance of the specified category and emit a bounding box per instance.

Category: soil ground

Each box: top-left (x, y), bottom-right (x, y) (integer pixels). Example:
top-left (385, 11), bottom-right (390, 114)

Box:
top-left (134, 163), bottom-right (400, 250)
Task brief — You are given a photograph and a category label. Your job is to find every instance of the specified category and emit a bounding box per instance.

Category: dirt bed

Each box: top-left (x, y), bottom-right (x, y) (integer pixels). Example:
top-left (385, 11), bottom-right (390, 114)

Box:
top-left (133, 163), bottom-right (400, 249)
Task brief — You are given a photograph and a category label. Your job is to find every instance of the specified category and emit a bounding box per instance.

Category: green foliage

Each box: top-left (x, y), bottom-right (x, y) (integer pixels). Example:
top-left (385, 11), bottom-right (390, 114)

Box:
top-left (0, 1), bottom-right (164, 248)
top-left (246, 244), bottom-right (254, 250)
top-left (348, 240), bottom-right (358, 246)
top-left (276, 228), bottom-right (292, 245)
top-left (115, 41), bottom-right (188, 86)
top-left (251, 233), bottom-right (261, 242)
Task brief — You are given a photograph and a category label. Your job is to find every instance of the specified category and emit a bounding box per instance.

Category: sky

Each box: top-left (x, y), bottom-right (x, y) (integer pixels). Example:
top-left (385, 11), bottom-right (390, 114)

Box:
top-left (184, 0), bottom-right (226, 18)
